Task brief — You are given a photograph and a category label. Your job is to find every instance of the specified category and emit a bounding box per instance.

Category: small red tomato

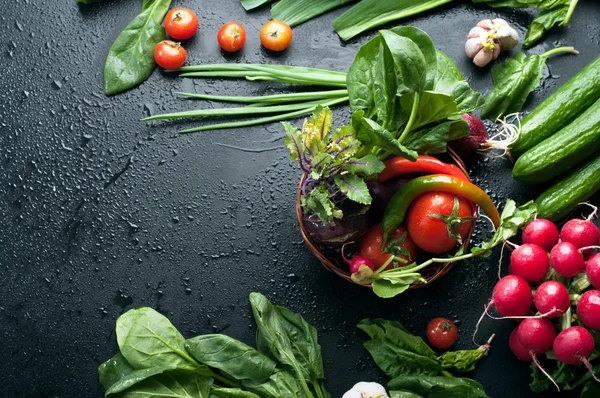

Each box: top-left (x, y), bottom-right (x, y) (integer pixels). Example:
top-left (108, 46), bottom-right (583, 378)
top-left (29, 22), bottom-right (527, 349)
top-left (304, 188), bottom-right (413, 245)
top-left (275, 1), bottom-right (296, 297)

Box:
top-left (217, 22), bottom-right (246, 52)
top-left (406, 192), bottom-right (473, 254)
top-left (154, 40), bottom-right (186, 70)
top-left (426, 317), bottom-right (458, 350)
top-left (359, 223), bottom-right (417, 270)
top-left (259, 20), bottom-right (293, 51)
top-left (164, 8), bottom-right (198, 40)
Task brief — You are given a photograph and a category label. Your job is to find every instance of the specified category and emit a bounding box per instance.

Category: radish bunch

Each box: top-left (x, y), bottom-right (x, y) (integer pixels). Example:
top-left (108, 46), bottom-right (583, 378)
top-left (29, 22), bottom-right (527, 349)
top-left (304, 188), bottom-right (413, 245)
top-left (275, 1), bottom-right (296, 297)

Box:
top-left (477, 209), bottom-right (600, 391)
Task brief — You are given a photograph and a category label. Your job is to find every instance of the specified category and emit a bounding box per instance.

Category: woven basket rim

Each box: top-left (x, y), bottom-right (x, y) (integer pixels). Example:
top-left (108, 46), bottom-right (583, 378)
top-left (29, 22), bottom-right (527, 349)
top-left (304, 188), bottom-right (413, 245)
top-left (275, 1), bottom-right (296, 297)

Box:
top-left (295, 148), bottom-right (478, 290)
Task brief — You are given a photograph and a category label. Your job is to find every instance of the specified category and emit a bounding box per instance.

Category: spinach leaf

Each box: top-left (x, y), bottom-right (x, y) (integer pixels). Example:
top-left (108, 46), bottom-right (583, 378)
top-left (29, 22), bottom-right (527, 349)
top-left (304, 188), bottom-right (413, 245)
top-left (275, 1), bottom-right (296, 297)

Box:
top-left (116, 307), bottom-right (204, 372)
top-left (399, 92), bottom-right (459, 131)
top-left (371, 274), bottom-right (424, 299)
top-left (111, 369), bottom-right (213, 398)
top-left (103, 0), bottom-right (171, 96)
top-left (346, 35), bottom-right (398, 127)
top-left (240, 0), bottom-right (275, 11)
top-left (379, 30), bottom-right (427, 95)
top-left (433, 51), bottom-right (485, 114)
top-left (389, 26), bottom-right (438, 91)
top-left (185, 334), bottom-right (277, 384)
top-left (523, 6), bottom-right (568, 48)
top-left (98, 353), bottom-right (136, 390)
top-left (358, 319), bottom-right (441, 378)
top-left (105, 366), bottom-right (176, 396)
top-left (390, 392), bottom-right (424, 398)
top-left (404, 119), bottom-right (469, 155)
top-left (210, 387), bottom-right (261, 398)
top-left (241, 370), bottom-right (304, 398)
top-left (438, 349), bottom-right (486, 372)
top-left (481, 52), bottom-right (546, 120)
top-left (388, 376), bottom-right (489, 398)
top-left (351, 111), bottom-right (418, 161)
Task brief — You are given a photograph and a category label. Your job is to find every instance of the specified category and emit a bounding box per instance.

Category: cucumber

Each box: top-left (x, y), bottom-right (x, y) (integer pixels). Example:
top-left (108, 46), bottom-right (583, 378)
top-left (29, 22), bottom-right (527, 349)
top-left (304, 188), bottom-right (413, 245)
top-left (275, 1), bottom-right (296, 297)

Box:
top-left (536, 155), bottom-right (600, 222)
top-left (512, 97), bottom-right (600, 183)
top-left (510, 55), bottom-right (600, 156)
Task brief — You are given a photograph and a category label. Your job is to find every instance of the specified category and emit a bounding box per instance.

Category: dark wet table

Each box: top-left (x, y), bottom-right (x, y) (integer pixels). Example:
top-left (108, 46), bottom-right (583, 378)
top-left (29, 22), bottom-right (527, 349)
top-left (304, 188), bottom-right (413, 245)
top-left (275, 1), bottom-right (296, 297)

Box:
top-left (1, 1), bottom-right (599, 397)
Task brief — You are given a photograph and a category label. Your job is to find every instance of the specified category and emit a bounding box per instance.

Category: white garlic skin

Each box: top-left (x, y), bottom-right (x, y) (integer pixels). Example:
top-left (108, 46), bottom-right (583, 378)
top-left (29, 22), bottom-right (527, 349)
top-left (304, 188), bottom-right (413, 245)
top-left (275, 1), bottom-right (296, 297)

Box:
top-left (342, 382), bottom-right (389, 398)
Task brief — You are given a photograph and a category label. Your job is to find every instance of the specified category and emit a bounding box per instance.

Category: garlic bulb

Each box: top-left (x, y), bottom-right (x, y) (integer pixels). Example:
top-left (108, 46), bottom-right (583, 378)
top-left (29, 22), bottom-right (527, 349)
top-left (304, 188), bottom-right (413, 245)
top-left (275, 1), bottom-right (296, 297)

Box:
top-left (465, 19), bottom-right (519, 67)
top-left (342, 382), bottom-right (389, 398)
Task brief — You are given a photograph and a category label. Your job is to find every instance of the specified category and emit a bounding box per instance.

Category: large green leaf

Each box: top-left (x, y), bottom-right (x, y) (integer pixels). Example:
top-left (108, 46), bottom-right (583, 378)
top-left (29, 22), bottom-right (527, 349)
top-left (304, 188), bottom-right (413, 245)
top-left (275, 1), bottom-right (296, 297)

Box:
top-left (112, 369), bottom-right (213, 398)
top-left (389, 27), bottom-right (438, 91)
top-left (388, 375), bottom-right (489, 398)
top-left (379, 30), bottom-right (427, 95)
top-left (185, 335), bottom-right (277, 384)
top-left (523, 5), bottom-right (568, 48)
top-left (240, 0), bottom-right (275, 11)
top-left (103, 0), bottom-right (171, 95)
top-left (400, 91), bottom-right (459, 131)
top-left (403, 119), bottom-right (469, 155)
top-left (241, 370), bottom-right (304, 398)
top-left (98, 353), bottom-right (136, 390)
top-left (433, 51), bottom-right (484, 114)
top-left (105, 366), bottom-right (176, 396)
top-left (271, 0), bottom-right (354, 27)
top-left (210, 387), bottom-right (260, 398)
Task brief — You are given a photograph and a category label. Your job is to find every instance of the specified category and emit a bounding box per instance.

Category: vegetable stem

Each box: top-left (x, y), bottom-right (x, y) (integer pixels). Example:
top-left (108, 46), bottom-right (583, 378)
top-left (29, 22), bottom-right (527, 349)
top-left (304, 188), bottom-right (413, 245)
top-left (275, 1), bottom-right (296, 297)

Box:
top-left (397, 92), bottom-right (420, 144)
top-left (176, 89), bottom-right (348, 104)
top-left (541, 46), bottom-right (579, 58)
top-left (560, 0), bottom-right (579, 27)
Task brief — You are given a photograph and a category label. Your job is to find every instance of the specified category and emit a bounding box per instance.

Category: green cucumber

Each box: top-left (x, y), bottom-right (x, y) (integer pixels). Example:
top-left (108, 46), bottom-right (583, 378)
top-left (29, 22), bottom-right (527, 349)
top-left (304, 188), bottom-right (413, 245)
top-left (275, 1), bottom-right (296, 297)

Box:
top-left (512, 97), bottom-right (600, 183)
top-left (510, 55), bottom-right (600, 156)
top-left (536, 155), bottom-right (600, 221)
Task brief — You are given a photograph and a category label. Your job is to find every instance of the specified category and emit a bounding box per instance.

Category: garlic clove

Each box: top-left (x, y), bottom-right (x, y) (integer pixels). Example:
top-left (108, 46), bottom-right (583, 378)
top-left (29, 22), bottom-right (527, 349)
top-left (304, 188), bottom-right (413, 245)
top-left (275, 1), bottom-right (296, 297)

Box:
top-left (496, 25), bottom-right (519, 51)
top-left (465, 37), bottom-right (484, 59)
top-left (473, 48), bottom-right (494, 67)
top-left (476, 19), bottom-right (495, 31)
top-left (468, 26), bottom-right (488, 39)
top-left (492, 18), bottom-right (510, 28)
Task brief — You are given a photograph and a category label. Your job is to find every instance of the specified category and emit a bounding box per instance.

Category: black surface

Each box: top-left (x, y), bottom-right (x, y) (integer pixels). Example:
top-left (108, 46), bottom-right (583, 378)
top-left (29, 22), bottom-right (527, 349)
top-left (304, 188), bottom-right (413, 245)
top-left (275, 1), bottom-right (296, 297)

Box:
top-left (1, 1), bottom-right (599, 397)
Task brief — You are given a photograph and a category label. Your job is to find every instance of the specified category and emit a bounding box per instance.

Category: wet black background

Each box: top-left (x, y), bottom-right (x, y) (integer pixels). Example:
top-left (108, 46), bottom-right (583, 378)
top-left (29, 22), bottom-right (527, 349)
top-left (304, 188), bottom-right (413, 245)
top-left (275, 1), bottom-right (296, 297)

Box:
top-left (1, 0), bottom-right (599, 397)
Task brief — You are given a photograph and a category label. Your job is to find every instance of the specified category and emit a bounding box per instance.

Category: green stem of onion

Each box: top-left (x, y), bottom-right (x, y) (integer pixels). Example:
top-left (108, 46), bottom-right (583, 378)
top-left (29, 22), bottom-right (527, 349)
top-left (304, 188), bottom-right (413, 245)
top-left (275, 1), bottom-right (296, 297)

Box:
top-left (176, 89), bottom-right (349, 104)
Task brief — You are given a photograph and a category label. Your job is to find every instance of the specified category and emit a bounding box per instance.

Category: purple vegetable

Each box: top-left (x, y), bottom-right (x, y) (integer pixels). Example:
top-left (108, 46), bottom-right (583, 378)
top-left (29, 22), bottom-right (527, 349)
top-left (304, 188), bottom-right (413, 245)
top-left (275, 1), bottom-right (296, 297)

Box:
top-left (303, 200), bottom-right (373, 247)
top-left (448, 113), bottom-right (488, 160)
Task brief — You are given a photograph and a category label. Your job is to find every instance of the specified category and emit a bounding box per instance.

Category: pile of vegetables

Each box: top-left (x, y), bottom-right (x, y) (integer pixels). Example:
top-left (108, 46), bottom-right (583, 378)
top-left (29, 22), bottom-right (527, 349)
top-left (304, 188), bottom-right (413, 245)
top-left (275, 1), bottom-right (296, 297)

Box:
top-left (475, 209), bottom-right (600, 396)
top-left (241, 0), bottom-right (581, 47)
top-left (99, 292), bottom-right (495, 397)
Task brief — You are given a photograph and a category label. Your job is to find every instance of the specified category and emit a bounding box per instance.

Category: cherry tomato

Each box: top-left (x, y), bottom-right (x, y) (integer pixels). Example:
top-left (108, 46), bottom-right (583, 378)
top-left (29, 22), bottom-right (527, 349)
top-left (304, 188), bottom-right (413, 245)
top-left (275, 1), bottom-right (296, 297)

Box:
top-left (259, 20), bottom-right (293, 51)
top-left (406, 192), bottom-right (473, 254)
top-left (426, 317), bottom-right (458, 350)
top-left (164, 8), bottom-right (198, 40)
top-left (359, 223), bottom-right (417, 270)
top-left (217, 22), bottom-right (246, 52)
top-left (154, 40), bottom-right (187, 70)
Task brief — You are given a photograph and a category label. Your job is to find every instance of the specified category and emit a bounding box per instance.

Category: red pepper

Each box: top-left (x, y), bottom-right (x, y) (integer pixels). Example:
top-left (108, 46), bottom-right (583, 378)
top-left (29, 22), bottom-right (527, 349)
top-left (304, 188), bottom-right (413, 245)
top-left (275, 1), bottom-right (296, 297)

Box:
top-left (382, 174), bottom-right (501, 241)
top-left (379, 156), bottom-right (469, 183)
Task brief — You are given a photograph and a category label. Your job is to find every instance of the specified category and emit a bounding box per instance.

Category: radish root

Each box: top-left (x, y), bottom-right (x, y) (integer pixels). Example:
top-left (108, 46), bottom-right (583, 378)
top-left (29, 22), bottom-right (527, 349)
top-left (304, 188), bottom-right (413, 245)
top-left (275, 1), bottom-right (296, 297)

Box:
top-left (480, 113), bottom-right (522, 158)
top-left (579, 202), bottom-right (598, 221)
top-left (581, 357), bottom-right (600, 383)
top-left (532, 352), bottom-right (560, 391)
top-left (486, 308), bottom-right (562, 320)
top-left (473, 302), bottom-right (493, 345)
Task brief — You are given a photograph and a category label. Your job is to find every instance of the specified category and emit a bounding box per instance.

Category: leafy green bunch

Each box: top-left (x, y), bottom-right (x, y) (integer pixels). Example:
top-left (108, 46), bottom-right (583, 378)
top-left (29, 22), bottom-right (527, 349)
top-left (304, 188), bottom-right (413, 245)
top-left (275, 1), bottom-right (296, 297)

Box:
top-left (98, 293), bottom-right (330, 398)
top-left (285, 106), bottom-right (385, 224)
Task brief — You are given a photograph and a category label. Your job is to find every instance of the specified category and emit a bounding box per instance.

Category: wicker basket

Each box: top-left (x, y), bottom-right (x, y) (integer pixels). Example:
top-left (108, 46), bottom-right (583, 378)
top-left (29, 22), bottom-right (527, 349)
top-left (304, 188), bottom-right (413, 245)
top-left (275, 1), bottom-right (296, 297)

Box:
top-left (295, 148), bottom-right (477, 290)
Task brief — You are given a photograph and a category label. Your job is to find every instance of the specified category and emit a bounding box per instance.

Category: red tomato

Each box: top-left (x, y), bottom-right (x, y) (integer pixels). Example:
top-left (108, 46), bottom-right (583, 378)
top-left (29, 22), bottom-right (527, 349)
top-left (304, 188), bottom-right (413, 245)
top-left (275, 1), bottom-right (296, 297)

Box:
top-left (406, 192), bottom-right (473, 254)
top-left (426, 317), bottom-right (458, 350)
top-left (259, 20), bottom-right (293, 51)
top-left (164, 8), bottom-right (198, 40)
top-left (154, 41), bottom-right (187, 70)
top-left (217, 22), bottom-right (246, 52)
top-left (359, 224), bottom-right (417, 270)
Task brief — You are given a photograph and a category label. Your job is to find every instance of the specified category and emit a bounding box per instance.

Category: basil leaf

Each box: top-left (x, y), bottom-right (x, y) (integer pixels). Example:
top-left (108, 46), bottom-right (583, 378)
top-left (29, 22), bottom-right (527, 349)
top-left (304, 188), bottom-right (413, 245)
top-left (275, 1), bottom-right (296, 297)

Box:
top-left (433, 51), bottom-right (485, 114)
top-left (116, 307), bottom-right (203, 372)
top-left (400, 91), bottom-right (459, 131)
top-left (185, 334), bottom-right (277, 384)
top-left (112, 369), bottom-right (213, 398)
top-left (481, 53), bottom-right (546, 120)
top-left (210, 387), bottom-right (261, 398)
top-left (438, 349), bottom-right (486, 372)
top-left (471, 200), bottom-right (537, 257)
top-left (347, 35), bottom-right (398, 127)
top-left (240, 0), bottom-right (275, 11)
top-left (334, 174), bottom-right (372, 205)
top-left (404, 120), bottom-right (469, 155)
top-left (380, 30), bottom-right (427, 95)
top-left (105, 366), bottom-right (176, 396)
top-left (388, 375), bottom-right (489, 398)
top-left (98, 353), bottom-right (136, 390)
top-left (103, 0), bottom-right (171, 96)
top-left (523, 6), bottom-right (568, 48)
top-left (351, 111), bottom-right (418, 161)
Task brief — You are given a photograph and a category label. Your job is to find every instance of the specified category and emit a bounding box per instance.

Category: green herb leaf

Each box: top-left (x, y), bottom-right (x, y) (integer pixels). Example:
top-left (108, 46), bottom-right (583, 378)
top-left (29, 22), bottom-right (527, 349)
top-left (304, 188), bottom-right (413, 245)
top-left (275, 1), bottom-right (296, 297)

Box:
top-left (98, 353), bottom-right (136, 390)
top-left (241, 370), bottom-right (304, 398)
top-left (400, 92), bottom-right (459, 131)
top-left (210, 387), bottom-right (261, 398)
top-left (433, 51), bottom-right (485, 114)
top-left (379, 30), bottom-right (428, 95)
top-left (334, 174), bottom-right (371, 205)
top-left (404, 119), bottom-right (469, 155)
top-left (283, 122), bottom-right (303, 161)
top-left (523, 6), bottom-right (568, 48)
top-left (438, 349), bottom-right (486, 373)
top-left (103, 0), bottom-right (171, 96)
top-left (271, 0), bottom-right (353, 27)
top-left (481, 52), bottom-right (546, 120)
top-left (105, 366), bottom-right (176, 396)
top-left (388, 375), bottom-right (489, 398)
top-left (343, 153), bottom-right (386, 175)
top-left (185, 334), bottom-right (277, 384)
top-left (302, 183), bottom-right (340, 223)
top-left (389, 391), bottom-right (424, 398)
top-left (109, 369), bottom-right (213, 398)
top-left (389, 27), bottom-right (438, 92)
top-left (115, 307), bottom-right (202, 372)
top-left (240, 0), bottom-right (275, 11)
top-left (471, 200), bottom-right (537, 257)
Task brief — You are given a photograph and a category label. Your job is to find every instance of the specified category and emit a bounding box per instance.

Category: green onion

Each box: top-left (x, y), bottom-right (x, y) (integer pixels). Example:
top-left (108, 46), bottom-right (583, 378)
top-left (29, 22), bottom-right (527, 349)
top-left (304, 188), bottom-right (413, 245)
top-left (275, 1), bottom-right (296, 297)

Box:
top-left (179, 96), bottom-right (349, 134)
top-left (240, 0), bottom-right (275, 11)
top-left (333, 0), bottom-right (453, 41)
top-left (271, 0), bottom-right (356, 27)
top-left (176, 89), bottom-right (349, 104)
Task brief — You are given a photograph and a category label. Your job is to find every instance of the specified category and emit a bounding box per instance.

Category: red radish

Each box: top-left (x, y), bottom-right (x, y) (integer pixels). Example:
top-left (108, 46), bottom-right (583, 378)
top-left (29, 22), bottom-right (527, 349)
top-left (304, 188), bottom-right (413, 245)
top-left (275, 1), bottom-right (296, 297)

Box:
top-left (509, 328), bottom-right (532, 361)
top-left (447, 113), bottom-right (488, 160)
top-left (516, 318), bottom-right (559, 391)
top-left (550, 242), bottom-right (585, 277)
top-left (586, 253), bottom-right (600, 289)
top-left (491, 275), bottom-right (532, 317)
top-left (553, 326), bottom-right (600, 382)
top-left (348, 256), bottom-right (375, 274)
top-left (522, 219), bottom-right (559, 251)
top-left (533, 281), bottom-right (570, 318)
top-left (561, 218), bottom-right (600, 255)
top-left (577, 290), bottom-right (600, 330)
top-left (510, 243), bottom-right (549, 282)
